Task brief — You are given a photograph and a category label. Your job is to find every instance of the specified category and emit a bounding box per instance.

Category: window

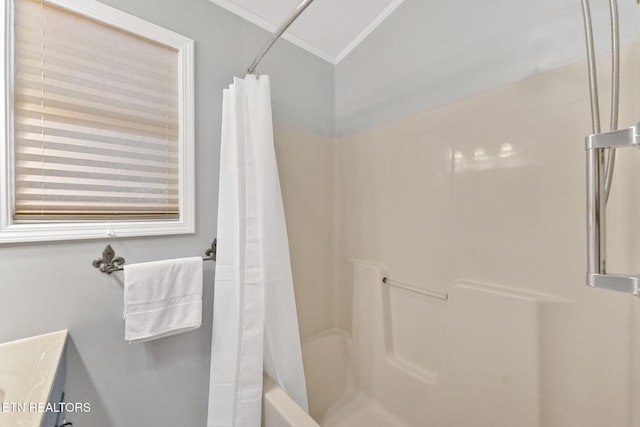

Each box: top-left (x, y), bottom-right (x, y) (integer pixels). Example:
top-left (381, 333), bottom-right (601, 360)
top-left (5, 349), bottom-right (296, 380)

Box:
top-left (0, 0), bottom-right (194, 243)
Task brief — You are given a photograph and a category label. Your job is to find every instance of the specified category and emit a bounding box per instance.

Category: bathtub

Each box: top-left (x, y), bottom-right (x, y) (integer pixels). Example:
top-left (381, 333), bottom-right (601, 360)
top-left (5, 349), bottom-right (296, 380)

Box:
top-left (262, 329), bottom-right (349, 427)
top-left (263, 375), bottom-right (318, 427)
top-left (263, 262), bottom-right (567, 427)
top-left (263, 328), bottom-right (412, 427)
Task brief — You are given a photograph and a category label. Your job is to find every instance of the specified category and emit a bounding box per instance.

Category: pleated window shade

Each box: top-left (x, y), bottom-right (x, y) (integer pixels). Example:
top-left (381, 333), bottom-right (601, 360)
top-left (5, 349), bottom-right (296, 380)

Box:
top-left (12, 0), bottom-right (180, 221)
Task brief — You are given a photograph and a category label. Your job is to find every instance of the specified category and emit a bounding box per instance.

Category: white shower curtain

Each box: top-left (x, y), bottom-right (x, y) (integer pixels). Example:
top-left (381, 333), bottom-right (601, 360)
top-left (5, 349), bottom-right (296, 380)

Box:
top-left (207, 75), bottom-right (309, 427)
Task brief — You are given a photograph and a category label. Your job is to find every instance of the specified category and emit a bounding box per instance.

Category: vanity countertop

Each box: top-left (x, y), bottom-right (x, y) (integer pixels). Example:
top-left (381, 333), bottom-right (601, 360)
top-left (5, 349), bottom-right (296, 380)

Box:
top-left (0, 330), bottom-right (68, 427)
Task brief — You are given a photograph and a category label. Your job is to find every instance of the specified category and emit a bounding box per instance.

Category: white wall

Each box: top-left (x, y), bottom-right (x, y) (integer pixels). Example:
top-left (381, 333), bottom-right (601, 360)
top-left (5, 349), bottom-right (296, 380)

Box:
top-left (0, 0), bottom-right (335, 425)
top-left (274, 126), bottom-right (335, 339)
top-left (332, 32), bottom-right (639, 427)
top-left (331, 7), bottom-right (640, 424)
top-left (336, 0), bottom-right (639, 136)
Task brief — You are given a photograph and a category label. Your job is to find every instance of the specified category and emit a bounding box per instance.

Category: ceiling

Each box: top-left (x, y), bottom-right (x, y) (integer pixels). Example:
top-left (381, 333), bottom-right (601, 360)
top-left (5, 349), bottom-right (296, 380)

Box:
top-left (208, 0), bottom-right (404, 64)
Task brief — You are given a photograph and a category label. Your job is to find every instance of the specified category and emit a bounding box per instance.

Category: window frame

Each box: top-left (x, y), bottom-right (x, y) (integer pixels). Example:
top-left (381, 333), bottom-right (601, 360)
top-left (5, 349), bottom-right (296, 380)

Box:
top-left (0, 0), bottom-right (195, 243)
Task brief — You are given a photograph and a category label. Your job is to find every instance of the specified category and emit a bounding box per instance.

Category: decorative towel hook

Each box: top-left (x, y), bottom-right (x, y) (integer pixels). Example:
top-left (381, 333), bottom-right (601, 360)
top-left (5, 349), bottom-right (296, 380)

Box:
top-left (92, 244), bottom-right (125, 274)
top-left (205, 238), bottom-right (217, 261)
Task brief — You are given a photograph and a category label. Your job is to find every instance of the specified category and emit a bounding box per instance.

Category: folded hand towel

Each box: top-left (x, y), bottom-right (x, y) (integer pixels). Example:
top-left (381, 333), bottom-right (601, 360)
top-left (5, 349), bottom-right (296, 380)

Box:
top-left (123, 257), bottom-right (203, 343)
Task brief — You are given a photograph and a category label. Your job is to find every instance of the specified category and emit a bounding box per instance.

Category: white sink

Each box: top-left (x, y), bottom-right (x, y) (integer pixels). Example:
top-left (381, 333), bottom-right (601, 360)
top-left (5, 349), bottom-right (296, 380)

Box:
top-left (0, 330), bottom-right (68, 427)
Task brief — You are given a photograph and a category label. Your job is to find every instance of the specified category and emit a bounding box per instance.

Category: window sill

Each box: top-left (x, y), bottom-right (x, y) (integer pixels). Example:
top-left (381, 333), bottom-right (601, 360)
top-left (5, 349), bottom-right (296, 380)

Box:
top-left (0, 219), bottom-right (195, 244)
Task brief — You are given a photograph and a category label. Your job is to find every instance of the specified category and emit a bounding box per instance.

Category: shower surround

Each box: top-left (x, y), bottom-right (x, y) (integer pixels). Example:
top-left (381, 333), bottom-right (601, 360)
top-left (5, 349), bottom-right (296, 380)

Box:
top-left (273, 44), bottom-right (640, 426)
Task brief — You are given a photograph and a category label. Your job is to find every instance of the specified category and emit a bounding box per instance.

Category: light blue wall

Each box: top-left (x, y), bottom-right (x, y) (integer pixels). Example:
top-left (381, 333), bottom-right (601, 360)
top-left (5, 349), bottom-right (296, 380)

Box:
top-left (102, 0), bottom-right (336, 137)
top-left (0, 0), bottom-right (334, 426)
top-left (336, 0), bottom-right (639, 136)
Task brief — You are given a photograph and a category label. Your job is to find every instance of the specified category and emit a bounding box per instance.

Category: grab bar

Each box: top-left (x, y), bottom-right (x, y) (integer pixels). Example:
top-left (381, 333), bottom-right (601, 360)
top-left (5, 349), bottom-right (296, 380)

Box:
top-left (382, 277), bottom-right (448, 301)
top-left (586, 124), bottom-right (640, 296)
top-left (92, 239), bottom-right (216, 274)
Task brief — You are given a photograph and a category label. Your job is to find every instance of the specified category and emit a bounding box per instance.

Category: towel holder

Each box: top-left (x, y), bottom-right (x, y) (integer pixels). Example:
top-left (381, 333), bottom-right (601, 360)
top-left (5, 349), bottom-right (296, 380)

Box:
top-left (92, 239), bottom-right (217, 274)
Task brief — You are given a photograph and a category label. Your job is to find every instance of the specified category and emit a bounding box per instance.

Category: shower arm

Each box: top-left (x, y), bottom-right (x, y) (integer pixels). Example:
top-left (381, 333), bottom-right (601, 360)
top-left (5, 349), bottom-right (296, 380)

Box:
top-left (586, 125), bottom-right (640, 295)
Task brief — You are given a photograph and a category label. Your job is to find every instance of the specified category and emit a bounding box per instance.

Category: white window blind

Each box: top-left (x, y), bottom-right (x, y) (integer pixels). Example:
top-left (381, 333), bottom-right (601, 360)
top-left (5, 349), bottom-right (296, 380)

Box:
top-left (13, 0), bottom-right (180, 220)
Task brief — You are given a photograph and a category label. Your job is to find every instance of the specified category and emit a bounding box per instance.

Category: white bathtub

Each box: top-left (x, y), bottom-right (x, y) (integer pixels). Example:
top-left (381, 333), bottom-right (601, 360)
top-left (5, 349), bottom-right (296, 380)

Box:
top-left (262, 326), bottom-right (413, 427)
top-left (263, 262), bottom-right (569, 427)
top-left (262, 329), bottom-right (349, 427)
top-left (263, 375), bottom-right (318, 427)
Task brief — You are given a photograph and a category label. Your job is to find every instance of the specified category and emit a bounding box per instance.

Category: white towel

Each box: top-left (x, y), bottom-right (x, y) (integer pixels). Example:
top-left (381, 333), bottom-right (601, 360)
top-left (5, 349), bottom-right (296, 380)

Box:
top-left (123, 257), bottom-right (203, 343)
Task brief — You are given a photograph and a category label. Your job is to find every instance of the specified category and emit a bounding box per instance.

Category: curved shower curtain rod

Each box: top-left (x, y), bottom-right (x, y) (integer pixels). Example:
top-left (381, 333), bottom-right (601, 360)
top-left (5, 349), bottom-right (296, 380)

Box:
top-left (246, 0), bottom-right (316, 74)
